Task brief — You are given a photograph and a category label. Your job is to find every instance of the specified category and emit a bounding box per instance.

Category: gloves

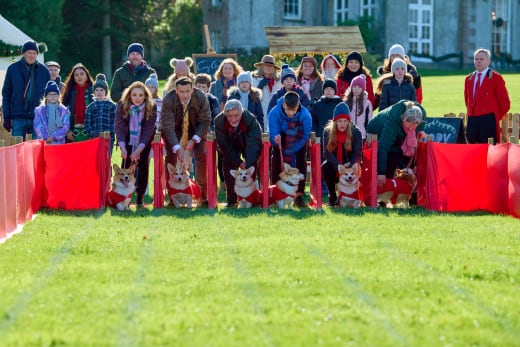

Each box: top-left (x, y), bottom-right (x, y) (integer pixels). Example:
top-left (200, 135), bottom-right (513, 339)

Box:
top-left (3, 119), bottom-right (12, 132)
top-left (257, 78), bottom-right (270, 90)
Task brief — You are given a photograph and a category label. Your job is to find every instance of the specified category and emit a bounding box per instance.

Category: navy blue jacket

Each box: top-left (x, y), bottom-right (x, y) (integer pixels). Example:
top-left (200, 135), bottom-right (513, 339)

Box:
top-left (2, 58), bottom-right (50, 120)
top-left (267, 86), bottom-right (310, 114)
top-left (311, 96), bottom-right (343, 139)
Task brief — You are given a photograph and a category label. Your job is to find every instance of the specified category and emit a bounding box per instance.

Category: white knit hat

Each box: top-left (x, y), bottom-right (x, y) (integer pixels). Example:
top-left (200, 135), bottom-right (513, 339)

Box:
top-left (388, 44), bottom-right (406, 59)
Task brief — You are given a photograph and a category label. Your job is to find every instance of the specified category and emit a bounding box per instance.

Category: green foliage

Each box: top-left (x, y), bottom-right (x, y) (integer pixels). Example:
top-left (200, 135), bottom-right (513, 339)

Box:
top-left (0, 209), bottom-right (518, 346)
top-left (0, 0), bottom-right (65, 61)
top-left (339, 16), bottom-right (381, 53)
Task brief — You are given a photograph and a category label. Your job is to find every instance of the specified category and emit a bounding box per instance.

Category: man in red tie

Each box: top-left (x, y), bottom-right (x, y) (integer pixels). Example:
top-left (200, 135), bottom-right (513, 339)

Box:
top-left (464, 48), bottom-right (510, 144)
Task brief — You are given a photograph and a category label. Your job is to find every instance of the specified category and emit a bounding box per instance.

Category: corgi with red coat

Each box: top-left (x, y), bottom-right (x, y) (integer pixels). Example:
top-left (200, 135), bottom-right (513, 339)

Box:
top-left (230, 166), bottom-right (261, 208)
top-left (167, 162), bottom-right (202, 208)
top-left (107, 163), bottom-right (136, 210)
top-left (269, 163), bottom-right (305, 209)
top-left (337, 163), bottom-right (363, 208)
top-left (377, 168), bottom-right (417, 208)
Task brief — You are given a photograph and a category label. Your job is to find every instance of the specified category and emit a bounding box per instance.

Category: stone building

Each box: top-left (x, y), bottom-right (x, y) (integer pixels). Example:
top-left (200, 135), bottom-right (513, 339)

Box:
top-left (202, 0), bottom-right (520, 69)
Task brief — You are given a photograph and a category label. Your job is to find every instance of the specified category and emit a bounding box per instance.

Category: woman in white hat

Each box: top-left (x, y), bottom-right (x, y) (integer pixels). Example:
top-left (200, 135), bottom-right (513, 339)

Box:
top-left (251, 55), bottom-right (282, 131)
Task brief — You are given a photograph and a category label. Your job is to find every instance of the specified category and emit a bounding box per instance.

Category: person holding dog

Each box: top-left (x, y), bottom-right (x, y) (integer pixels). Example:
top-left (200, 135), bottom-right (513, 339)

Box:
top-left (366, 100), bottom-right (427, 188)
top-left (321, 103), bottom-right (363, 206)
top-left (464, 48), bottom-right (510, 144)
top-left (161, 76), bottom-right (211, 206)
top-left (268, 90), bottom-right (312, 208)
top-left (214, 99), bottom-right (263, 207)
top-left (115, 81), bottom-right (157, 207)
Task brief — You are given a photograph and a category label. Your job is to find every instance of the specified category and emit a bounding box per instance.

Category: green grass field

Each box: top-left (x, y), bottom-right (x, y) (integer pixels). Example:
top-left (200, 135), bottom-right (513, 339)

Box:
top-left (0, 74), bottom-right (519, 346)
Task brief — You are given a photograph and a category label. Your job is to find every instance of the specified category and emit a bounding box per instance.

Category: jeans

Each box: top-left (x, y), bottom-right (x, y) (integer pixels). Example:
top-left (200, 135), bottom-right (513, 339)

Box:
top-left (12, 118), bottom-right (34, 140)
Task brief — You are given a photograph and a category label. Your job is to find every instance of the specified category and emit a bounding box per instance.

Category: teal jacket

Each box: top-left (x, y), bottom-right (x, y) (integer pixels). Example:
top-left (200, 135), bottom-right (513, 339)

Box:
top-left (367, 100), bottom-right (427, 175)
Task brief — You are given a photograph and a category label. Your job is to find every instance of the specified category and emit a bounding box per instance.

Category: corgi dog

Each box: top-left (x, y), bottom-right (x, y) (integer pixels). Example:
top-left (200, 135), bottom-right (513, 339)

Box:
top-left (107, 163), bottom-right (136, 210)
top-left (229, 166), bottom-right (261, 208)
top-left (377, 167), bottom-right (417, 208)
top-left (269, 163), bottom-right (305, 209)
top-left (167, 161), bottom-right (201, 208)
top-left (337, 163), bottom-right (362, 208)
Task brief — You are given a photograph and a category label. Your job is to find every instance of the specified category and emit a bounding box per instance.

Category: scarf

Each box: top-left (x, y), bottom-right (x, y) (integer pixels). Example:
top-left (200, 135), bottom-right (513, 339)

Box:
top-left (268, 78), bottom-right (275, 92)
top-left (129, 103), bottom-right (145, 149)
top-left (238, 89), bottom-right (250, 109)
top-left (401, 122), bottom-right (418, 157)
top-left (221, 78), bottom-right (236, 104)
top-left (74, 84), bottom-right (89, 124)
top-left (47, 103), bottom-right (62, 136)
top-left (23, 59), bottom-right (35, 113)
top-left (336, 130), bottom-right (346, 165)
top-left (129, 61), bottom-right (146, 76)
top-left (300, 77), bottom-right (312, 99)
top-left (224, 117), bottom-right (247, 149)
top-left (180, 102), bottom-right (190, 149)
top-left (283, 118), bottom-right (303, 165)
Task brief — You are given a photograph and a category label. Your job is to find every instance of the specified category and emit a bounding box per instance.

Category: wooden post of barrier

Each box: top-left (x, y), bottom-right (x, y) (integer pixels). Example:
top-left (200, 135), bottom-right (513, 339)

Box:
top-left (261, 133), bottom-right (271, 208)
top-left (512, 113), bottom-right (519, 143)
top-left (26, 134), bottom-right (32, 141)
top-left (206, 132), bottom-right (217, 209)
top-left (152, 132), bottom-right (165, 208)
top-left (309, 134), bottom-right (322, 210)
top-left (488, 138), bottom-right (494, 145)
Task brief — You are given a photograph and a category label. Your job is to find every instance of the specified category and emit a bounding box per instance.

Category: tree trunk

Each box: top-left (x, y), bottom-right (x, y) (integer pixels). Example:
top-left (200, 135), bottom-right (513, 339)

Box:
top-left (102, 0), bottom-right (112, 80)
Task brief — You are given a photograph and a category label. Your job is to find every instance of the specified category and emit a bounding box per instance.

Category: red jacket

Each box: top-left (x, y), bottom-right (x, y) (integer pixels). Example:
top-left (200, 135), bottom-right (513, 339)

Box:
top-left (336, 75), bottom-right (375, 107)
top-left (464, 69), bottom-right (510, 140)
top-left (167, 179), bottom-right (202, 199)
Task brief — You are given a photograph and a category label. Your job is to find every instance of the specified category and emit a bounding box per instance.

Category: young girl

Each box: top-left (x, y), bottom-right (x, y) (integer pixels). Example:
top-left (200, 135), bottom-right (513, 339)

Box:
top-left (376, 58), bottom-right (416, 111)
top-left (226, 71), bottom-right (264, 131)
top-left (33, 81), bottom-right (70, 144)
top-left (344, 74), bottom-right (373, 142)
top-left (321, 103), bottom-right (362, 206)
top-left (61, 63), bottom-right (94, 142)
top-left (145, 73), bottom-right (162, 131)
top-left (115, 81), bottom-right (157, 207)
top-left (163, 57), bottom-right (195, 96)
top-left (295, 56), bottom-right (324, 104)
top-left (335, 51), bottom-right (375, 107)
top-left (210, 58), bottom-right (243, 111)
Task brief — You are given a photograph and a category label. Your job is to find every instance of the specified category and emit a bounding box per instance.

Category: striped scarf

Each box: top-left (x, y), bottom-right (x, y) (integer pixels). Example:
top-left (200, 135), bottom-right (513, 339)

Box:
top-left (283, 119), bottom-right (303, 165)
top-left (129, 103), bottom-right (144, 149)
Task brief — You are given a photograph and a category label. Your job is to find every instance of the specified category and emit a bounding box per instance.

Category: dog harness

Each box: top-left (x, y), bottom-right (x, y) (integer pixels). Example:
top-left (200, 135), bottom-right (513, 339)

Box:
top-left (107, 190), bottom-right (132, 207)
top-left (338, 189), bottom-right (361, 201)
top-left (237, 189), bottom-right (261, 205)
top-left (378, 178), bottom-right (412, 204)
top-left (167, 179), bottom-right (202, 199)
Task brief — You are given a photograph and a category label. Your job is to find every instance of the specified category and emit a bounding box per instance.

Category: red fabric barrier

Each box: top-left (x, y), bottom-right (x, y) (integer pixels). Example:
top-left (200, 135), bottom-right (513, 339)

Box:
top-left (206, 138), bottom-right (217, 209)
top-left (42, 138), bottom-right (108, 210)
top-left (260, 140), bottom-right (271, 208)
top-left (30, 140), bottom-right (45, 213)
top-left (309, 141), bottom-right (322, 210)
top-left (361, 140), bottom-right (378, 208)
top-left (0, 146), bottom-right (8, 239)
top-left (1, 144), bottom-right (19, 237)
top-left (508, 144), bottom-right (520, 217)
top-left (423, 143), bottom-right (489, 212)
top-left (487, 144), bottom-right (510, 214)
top-left (152, 141), bottom-right (165, 208)
top-left (416, 142), bottom-right (428, 207)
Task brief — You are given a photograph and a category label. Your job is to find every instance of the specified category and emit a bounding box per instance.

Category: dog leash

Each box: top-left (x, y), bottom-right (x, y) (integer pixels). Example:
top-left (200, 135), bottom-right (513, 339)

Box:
top-left (278, 142), bottom-right (285, 173)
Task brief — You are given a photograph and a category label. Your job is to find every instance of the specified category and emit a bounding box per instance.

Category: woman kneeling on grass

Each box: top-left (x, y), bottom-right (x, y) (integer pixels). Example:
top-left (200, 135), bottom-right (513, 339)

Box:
top-left (366, 100), bottom-right (427, 189)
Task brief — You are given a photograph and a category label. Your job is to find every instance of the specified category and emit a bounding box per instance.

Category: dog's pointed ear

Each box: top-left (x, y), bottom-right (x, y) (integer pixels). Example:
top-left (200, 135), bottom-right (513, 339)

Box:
top-left (283, 163), bottom-right (291, 172)
top-left (351, 162), bottom-right (359, 173)
top-left (167, 163), bottom-right (174, 174)
top-left (129, 162), bottom-right (137, 174)
top-left (247, 166), bottom-right (255, 175)
top-left (338, 164), bottom-right (346, 174)
top-left (230, 169), bottom-right (238, 178)
top-left (113, 164), bottom-right (121, 174)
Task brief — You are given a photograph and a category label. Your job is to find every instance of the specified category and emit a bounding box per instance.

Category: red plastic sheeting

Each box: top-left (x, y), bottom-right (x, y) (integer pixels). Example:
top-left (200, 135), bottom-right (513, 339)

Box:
top-left (152, 141), bottom-right (165, 208)
top-left (508, 144), bottom-right (520, 218)
top-left (308, 141), bottom-right (322, 210)
top-left (42, 138), bottom-right (109, 210)
top-left (360, 140), bottom-right (378, 208)
top-left (260, 141), bottom-right (271, 208)
top-left (206, 139), bottom-right (217, 209)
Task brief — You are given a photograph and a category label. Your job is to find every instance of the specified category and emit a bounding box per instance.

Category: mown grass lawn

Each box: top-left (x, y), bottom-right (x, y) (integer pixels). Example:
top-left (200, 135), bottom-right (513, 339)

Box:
top-left (0, 207), bottom-right (518, 346)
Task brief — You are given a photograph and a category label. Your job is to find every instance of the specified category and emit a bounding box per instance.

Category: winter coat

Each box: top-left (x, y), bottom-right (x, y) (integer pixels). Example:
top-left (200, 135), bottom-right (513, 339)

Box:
top-left (347, 92), bottom-right (373, 139)
top-left (110, 61), bottom-right (156, 102)
top-left (33, 103), bottom-right (70, 144)
top-left (252, 73), bottom-right (282, 130)
top-left (322, 123), bottom-right (363, 169)
top-left (267, 86), bottom-right (310, 114)
top-left (114, 103), bottom-right (157, 149)
top-left (227, 87), bottom-right (264, 131)
top-left (311, 96), bottom-right (343, 139)
top-left (379, 76), bottom-right (416, 111)
top-left (61, 84), bottom-right (94, 129)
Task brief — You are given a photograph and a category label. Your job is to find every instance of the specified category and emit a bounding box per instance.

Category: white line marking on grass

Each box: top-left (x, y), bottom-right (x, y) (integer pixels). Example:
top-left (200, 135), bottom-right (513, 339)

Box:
top-left (307, 246), bottom-right (410, 347)
top-left (0, 211), bottom-right (103, 335)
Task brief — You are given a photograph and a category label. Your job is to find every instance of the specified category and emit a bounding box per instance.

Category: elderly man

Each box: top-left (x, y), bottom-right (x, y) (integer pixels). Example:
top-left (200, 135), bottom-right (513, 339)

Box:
top-left (161, 76), bottom-right (211, 205)
top-left (214, 99), bottom-right (263, 207)
top-left (110, 42), bottom-right (156, 102)
top-left (464, 48), bottom-right (510, 144)
top-left (2, 40), bottom-right (50, 139)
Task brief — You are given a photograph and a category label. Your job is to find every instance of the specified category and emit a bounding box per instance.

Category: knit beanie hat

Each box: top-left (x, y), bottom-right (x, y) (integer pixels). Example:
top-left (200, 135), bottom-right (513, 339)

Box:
top-left (22, 40), bottom-right (39, 54)
top-left (333, 103), bottom-right (351, 122)
top-left (127, 43), bottom-right (144, 57)
top-left (145, 73), bottom-right (159, 89)
top-left (237, 71), bottom-right (253, 85)
top-left (45, 61), bottom-right (60, 68)
top-left (93, 73), bottom-right (109, 92)
top-left (388, 44), bottom-right (405, 59)
top-left (170, 57), bottom-right (193, 75)
top-left (391, 58), bottom-right (407, 73)
top-left (44, 80), bottom-right (60, 96)
top-left (322, 78), bottom-right (337, 94)
top-left (281, 64), bottom-right (297, 83)
top-left (346, 51), bottom-right (364, 67)
top-left (350, 74), bottom-right (366, 91)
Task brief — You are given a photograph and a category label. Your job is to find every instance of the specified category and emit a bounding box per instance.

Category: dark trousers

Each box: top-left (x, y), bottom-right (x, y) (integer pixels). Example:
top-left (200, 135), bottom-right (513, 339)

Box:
top-left (271, 142), bottom-right (308, 194)
top-left (466, 113), bottom-right (497, 144)
top-left (322, 161), bottom-right (339, 200)
top-left (121, 143), bottom-right (152, 197)
top-left (11, 118), bottom-right (34, 140)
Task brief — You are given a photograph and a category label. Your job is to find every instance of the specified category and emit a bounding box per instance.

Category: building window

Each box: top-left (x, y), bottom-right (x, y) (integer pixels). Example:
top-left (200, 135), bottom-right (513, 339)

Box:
top-left (491, 0), bottom-right (511, 57)
top-left (283, 0), bottom-right (302, 20)
top-left (408, 0), bottom-right (433, 55)
top-left (360, 0), bottom-right (375, 17)
top-left (334, 0), bottom-right (349, 24)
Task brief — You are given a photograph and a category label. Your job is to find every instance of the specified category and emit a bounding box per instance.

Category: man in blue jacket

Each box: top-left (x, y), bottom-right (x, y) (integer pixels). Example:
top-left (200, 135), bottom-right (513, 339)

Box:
top-left (2, 41), bottom-right (50, 139)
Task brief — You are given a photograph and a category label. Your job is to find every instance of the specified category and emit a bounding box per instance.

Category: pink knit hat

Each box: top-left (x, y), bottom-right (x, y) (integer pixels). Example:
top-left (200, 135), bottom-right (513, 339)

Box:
top-left (350, 74), bottom-right (366, 91)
